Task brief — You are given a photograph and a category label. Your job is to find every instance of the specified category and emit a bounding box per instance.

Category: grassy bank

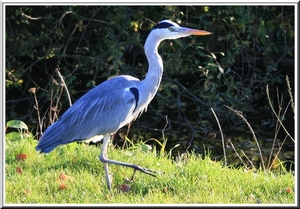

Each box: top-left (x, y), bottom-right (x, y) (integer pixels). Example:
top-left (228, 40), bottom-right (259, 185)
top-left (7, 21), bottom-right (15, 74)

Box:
top-left (5, 135), bottom-right (295, 205)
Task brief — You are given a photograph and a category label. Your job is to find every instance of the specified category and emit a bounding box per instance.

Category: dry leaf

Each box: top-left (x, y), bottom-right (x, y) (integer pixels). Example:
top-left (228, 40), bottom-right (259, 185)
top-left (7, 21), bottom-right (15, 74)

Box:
top-left (16, 167), bottom-right (23, 174)
top-left (16, 153), bottom-right (28, 161)
top-left (119, 183), bottom-right (131, 193)
top-left (59, 183), bottom-right (67, 189)
top-left (59, 172), bottom-right (75, 182)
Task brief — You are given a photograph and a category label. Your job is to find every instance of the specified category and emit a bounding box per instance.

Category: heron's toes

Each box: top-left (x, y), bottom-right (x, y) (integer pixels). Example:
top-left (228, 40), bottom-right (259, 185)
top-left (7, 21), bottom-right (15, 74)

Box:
top-left (135, 165), bottom-right (162, 177)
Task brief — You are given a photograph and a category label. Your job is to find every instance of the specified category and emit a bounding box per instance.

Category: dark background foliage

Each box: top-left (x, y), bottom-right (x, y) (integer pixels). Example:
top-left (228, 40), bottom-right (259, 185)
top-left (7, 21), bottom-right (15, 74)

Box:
top-left (5, 5), bottom-right (295, 166)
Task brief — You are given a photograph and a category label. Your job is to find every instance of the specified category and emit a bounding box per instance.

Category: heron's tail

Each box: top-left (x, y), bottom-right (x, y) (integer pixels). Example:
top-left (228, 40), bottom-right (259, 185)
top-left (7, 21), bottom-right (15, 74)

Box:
top-left (35, 121), bottom-right (67, 153)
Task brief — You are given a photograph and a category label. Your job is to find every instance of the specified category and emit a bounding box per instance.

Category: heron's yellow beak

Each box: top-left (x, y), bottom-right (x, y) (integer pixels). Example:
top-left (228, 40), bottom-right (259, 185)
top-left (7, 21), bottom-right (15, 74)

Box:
top-left (186, 28), bottom-right (211, 36)
top-left (175, 27), bottom-right (211, 36)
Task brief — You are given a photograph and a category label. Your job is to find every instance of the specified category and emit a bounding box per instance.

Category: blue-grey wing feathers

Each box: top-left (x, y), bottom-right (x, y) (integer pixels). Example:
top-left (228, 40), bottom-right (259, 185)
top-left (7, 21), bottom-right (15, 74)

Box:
top-left (36, 75), bottom-right (142, 153)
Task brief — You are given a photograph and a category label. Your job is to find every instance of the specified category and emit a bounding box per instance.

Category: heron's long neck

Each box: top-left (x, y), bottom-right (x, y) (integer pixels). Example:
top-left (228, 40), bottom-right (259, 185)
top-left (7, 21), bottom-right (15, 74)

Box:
top-left (140, 35), bottom-right (164, 104)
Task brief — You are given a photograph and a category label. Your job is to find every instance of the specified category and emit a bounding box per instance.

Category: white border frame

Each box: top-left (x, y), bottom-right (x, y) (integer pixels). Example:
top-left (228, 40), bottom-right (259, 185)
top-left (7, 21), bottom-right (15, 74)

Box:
top-left (1, 1), bottom-right (298, 207)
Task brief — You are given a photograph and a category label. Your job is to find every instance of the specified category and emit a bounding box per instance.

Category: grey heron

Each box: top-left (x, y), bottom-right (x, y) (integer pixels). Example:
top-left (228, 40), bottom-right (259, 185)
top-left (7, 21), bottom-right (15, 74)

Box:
top-left (36, 20), bottom-right (211, 191)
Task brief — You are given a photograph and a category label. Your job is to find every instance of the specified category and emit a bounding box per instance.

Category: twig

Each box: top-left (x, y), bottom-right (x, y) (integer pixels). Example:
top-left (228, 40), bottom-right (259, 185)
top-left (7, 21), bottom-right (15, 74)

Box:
top-left (49, 89), bottom-right (55, 124)
top-left (225, 105), bottom-right (266, 173)
top-left (55, 85), bottom-right (64, 115)
top-left (240, 150), bottom-right (255, 168)
top-left (48, 81), bottom-right (63, 125)
top-left (122, 122), bottom-right (132, 149)
top-left (266, 85), bottom-right (294, 142)
top-left (267, 88), bottom-right (283, 169)
top-left (285, 75), bottom-right (295, 116)
top-left (173, 87), bottom-right (196, 148)
top-left (267, 88), bottom-right (291, 169)
top-left (28, 88), bottom-right (42, 136)
top-left (162, 115), bottom-right (169, 141)
top-left (185, 117), bottom-right (196, 150)
top-left (269, 135), bottom-right (289, 171)
top-left (77, 7), bottom-right (103, 48)
top-left (170, 79), bottom-right (210, 107)
top-left (210, 107), bottom-right (227, 166)
top-left (227, 140), bottom-right (248, 169)
top-left (253, 46), bottom-right (294, 91)
top-left (55, 68), bottom-right (72, 107)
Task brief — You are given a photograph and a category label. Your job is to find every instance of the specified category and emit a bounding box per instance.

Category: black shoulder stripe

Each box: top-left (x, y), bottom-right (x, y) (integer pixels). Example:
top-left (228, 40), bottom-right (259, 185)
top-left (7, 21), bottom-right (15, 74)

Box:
top-left (130, 87), bottom-right (139, 112)
top-left (152, 22), bottom-right (173, 30)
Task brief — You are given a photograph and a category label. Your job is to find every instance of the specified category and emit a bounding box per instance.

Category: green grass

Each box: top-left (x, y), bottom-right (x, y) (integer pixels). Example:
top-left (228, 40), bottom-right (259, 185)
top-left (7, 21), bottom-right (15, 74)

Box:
top-left (5, 135), bottom-right (295, 205)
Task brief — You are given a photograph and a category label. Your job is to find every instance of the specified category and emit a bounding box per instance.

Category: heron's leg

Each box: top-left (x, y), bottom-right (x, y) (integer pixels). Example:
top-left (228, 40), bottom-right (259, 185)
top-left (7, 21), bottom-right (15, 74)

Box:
top-left (129, 169), bottom-right (138, 182)
top-left (99, 134), bottom-right (159, 184)
top-left (99, 134), bottom-right (113, 191)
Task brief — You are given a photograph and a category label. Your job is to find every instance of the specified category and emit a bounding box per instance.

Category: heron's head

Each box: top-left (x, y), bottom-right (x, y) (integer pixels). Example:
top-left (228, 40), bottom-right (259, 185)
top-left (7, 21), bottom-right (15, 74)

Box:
top-left (150, 20), bottom-right (211, 40)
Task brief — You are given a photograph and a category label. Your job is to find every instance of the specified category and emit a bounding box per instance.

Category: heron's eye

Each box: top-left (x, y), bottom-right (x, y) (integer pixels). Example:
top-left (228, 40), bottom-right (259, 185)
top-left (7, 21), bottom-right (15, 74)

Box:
top-left (168, 27), bottom-right (175, 31)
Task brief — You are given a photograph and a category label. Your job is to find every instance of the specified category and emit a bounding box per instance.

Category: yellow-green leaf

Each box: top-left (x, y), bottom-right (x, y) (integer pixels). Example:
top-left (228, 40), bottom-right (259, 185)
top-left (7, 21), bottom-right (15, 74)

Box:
top-left (6, 120), bottom-right (28, 130)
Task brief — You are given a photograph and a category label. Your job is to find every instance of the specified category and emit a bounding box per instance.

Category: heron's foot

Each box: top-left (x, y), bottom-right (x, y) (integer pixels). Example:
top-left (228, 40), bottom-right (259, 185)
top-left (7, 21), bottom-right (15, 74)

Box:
top-left (129, 165), bottom-right (161, 182)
